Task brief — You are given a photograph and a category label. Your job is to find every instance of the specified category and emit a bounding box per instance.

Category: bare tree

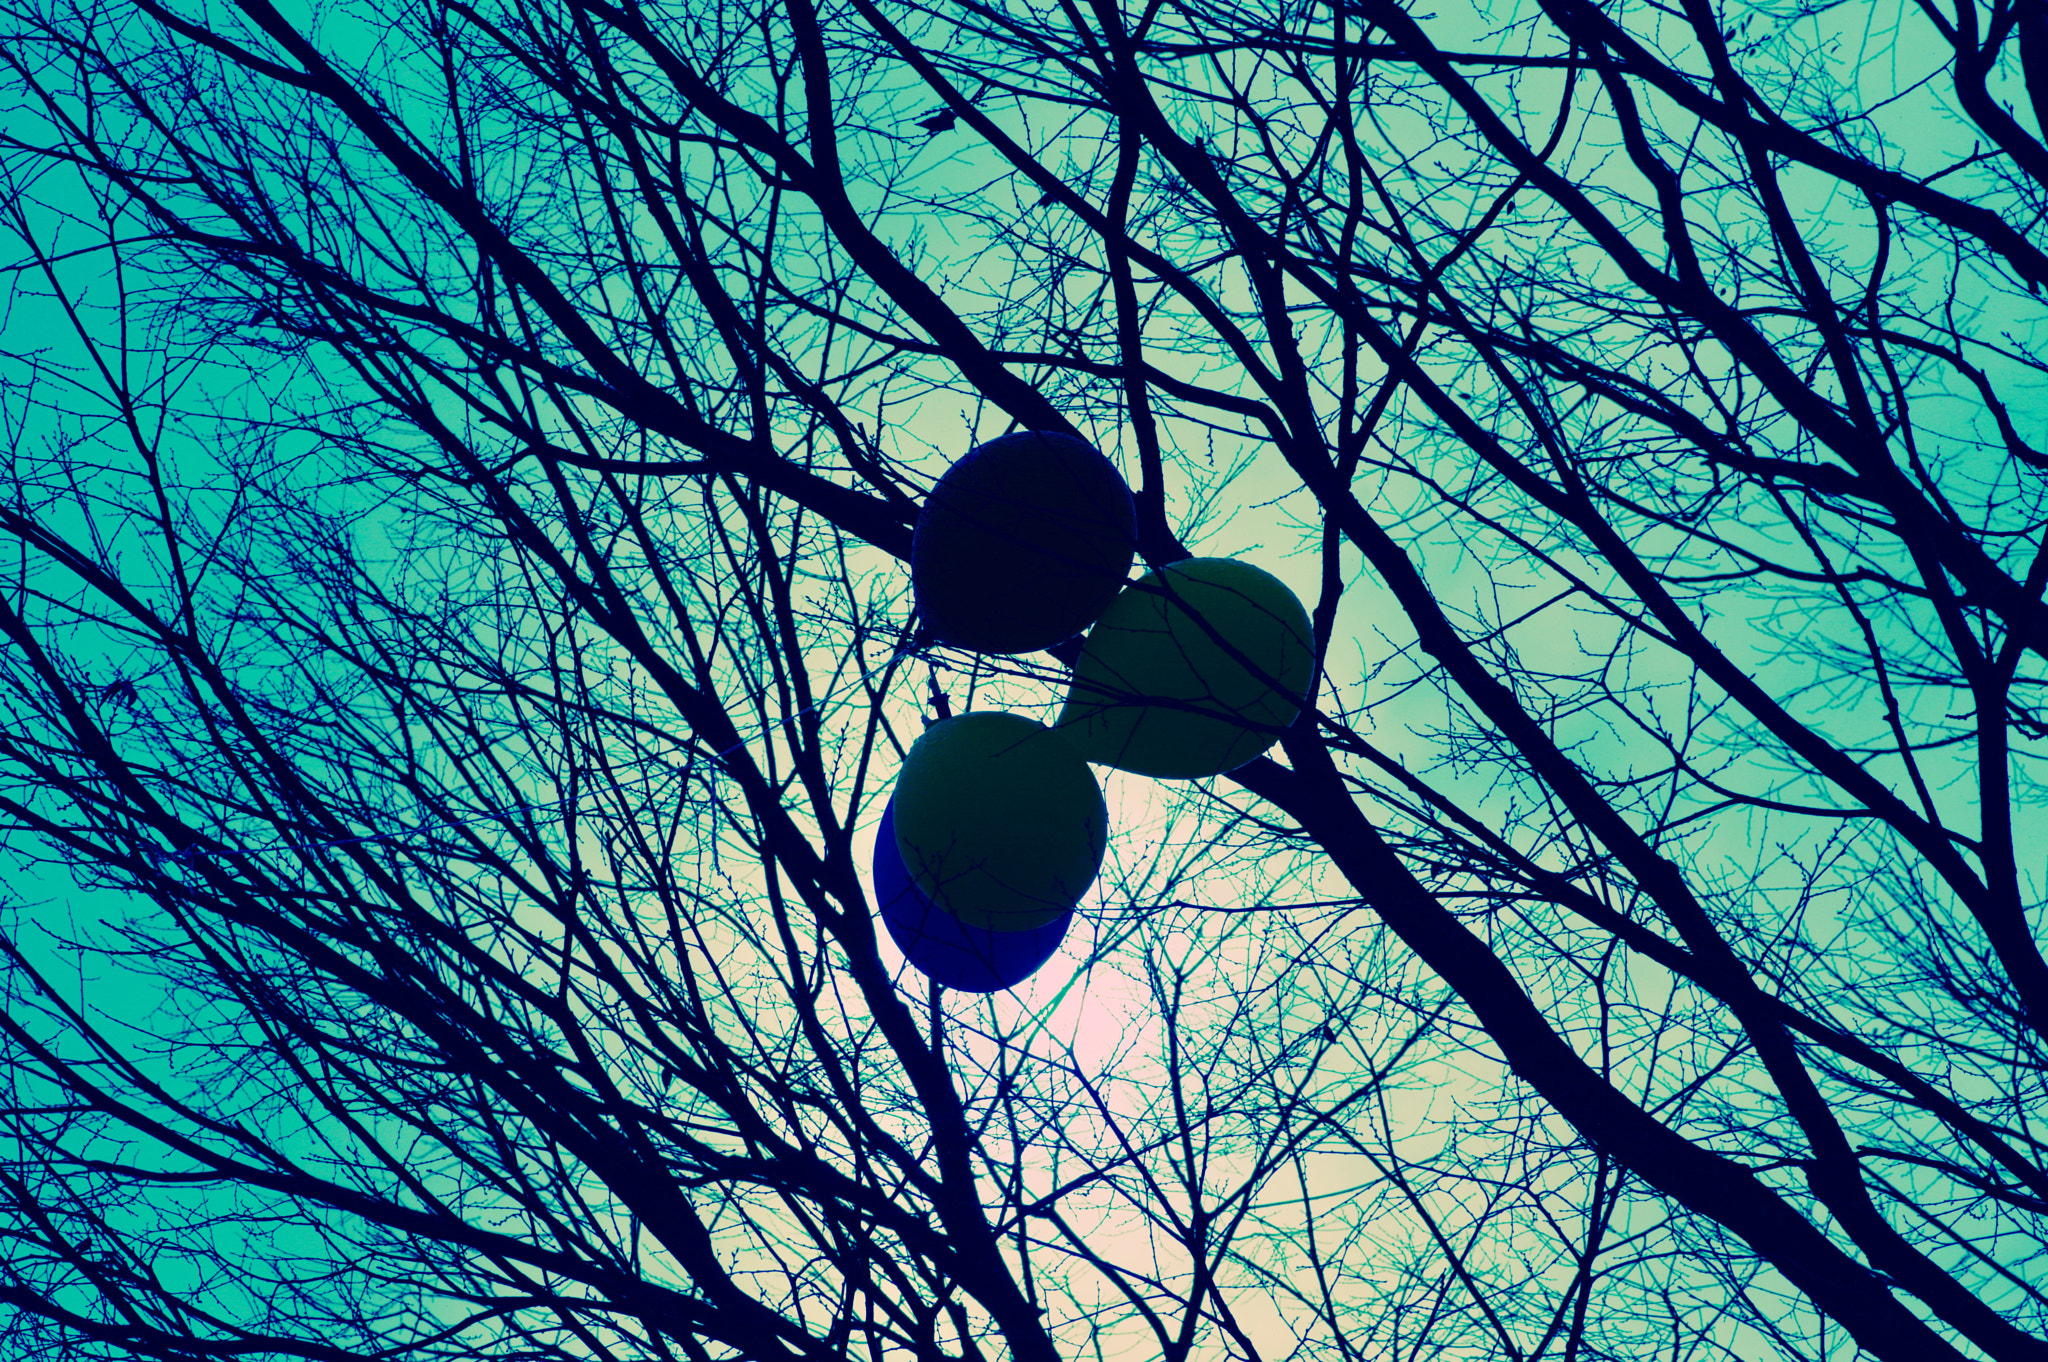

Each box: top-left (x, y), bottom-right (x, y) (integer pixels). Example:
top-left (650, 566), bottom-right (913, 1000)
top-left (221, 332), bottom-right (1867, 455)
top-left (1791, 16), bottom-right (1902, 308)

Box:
top-left (1, 0), bottom-right (2046, 1358)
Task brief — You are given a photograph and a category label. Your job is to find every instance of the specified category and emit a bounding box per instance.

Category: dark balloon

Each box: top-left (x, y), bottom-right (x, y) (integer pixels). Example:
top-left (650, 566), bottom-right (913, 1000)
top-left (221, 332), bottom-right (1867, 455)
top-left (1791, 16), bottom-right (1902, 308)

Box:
top-left (874, 800), bottom-right (1072, 993)
top-left (912, 431), bottom-right (1137, 655)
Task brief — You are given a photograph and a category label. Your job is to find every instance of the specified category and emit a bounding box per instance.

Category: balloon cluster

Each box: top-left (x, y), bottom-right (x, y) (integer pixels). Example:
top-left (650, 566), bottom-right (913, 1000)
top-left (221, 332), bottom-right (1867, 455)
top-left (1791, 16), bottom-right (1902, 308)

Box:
top-left (878, 431), bottom-right (1314, 992)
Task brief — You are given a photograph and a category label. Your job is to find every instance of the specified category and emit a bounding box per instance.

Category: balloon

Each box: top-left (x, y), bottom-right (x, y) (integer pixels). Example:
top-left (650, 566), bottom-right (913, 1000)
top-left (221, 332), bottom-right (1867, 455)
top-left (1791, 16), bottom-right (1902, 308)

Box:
top-left (1057, 558), bottom-right (1314, 779)
top-left (911, 431), bottom-right (1136, 655)
top-left (892, 711), bottom-right (1107, 931)
top-left (874, 800), bottom-right (1071, 992)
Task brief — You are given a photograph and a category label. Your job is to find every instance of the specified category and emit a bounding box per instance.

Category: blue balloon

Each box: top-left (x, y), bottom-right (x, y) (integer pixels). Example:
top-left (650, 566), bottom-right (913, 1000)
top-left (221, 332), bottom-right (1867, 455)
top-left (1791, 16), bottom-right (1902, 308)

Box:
top-left (873, 800), bottom-right (1072, 992)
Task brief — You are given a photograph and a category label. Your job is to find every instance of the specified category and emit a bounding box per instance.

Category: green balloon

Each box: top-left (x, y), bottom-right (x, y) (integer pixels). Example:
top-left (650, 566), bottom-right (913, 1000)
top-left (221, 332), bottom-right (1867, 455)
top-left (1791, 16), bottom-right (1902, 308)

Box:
top-left (1057, 558), bottom-right (1314, 778)
top-left (893, 712), bottom-right (1108, 930)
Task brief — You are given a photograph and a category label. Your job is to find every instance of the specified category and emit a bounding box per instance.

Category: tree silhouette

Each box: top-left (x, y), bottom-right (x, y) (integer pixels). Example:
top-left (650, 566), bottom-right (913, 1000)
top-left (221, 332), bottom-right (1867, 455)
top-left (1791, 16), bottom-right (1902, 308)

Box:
top-left (0, 0), bottom-right (2045, 1359)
